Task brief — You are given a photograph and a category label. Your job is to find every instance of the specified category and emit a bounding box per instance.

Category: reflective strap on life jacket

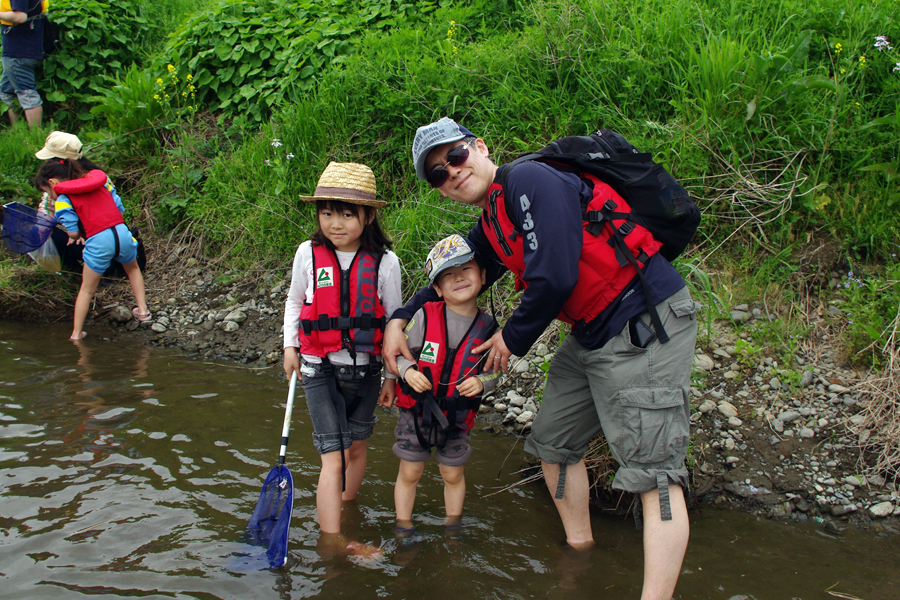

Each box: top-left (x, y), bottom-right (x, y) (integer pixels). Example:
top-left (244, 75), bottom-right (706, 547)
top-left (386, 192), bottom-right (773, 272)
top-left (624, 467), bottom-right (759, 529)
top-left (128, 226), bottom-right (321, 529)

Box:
top-left (300, 314), bottom-right (385, 335)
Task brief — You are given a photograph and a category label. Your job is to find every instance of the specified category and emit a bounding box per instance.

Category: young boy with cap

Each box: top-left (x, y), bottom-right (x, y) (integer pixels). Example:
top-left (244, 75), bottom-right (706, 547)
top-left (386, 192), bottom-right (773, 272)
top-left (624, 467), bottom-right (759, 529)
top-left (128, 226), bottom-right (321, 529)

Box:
top-left (388, 233), bottom-right (499, 536)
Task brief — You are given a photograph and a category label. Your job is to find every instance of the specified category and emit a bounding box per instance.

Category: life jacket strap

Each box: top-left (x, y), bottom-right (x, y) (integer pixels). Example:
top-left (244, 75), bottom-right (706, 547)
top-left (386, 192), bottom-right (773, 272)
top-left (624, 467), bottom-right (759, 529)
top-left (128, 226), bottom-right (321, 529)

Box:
top-left (300, 314), bottom-right (385, 335)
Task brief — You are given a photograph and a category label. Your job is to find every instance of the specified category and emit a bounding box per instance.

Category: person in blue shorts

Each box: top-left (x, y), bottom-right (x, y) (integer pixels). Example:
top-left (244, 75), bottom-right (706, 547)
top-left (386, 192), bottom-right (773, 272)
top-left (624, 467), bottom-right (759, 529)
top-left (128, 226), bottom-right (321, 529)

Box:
top-left (34, 132), bottom-right (150, 340)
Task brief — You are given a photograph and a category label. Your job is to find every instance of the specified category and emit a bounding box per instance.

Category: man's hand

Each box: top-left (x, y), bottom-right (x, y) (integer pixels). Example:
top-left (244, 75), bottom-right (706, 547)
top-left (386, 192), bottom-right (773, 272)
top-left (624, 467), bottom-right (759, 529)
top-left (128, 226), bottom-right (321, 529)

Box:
top-left (283, 347), bottom-right (300, 380)
top-left (404, 368), bottom-right (431, 394)
top-left (377, 378), bottom-right (396, 407)
top-left (474, 329), bottom-right (513, 373)
top-left (382, 318), bottom-right (413, 376)
top-left (457, 376), bottom-right (484, 398)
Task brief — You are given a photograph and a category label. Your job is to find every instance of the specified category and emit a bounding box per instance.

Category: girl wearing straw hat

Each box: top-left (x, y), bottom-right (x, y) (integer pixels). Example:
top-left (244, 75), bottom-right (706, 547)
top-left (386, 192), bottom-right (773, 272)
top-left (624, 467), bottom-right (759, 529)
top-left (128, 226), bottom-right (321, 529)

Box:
top-left (283, 161), bottom-right (401, 555)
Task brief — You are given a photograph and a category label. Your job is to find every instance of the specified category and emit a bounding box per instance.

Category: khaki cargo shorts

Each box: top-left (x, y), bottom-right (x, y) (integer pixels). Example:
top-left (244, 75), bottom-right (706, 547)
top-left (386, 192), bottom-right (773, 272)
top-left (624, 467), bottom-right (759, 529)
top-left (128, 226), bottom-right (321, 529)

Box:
top-left (524, 286), bottom-right (699, 496)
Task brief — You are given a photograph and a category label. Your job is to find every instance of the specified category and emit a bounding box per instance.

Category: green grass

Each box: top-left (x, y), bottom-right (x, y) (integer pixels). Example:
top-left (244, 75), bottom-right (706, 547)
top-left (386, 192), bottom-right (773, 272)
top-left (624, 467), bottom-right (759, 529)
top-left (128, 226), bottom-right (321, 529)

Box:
top-left (3, 0), bottom-right (899, 361)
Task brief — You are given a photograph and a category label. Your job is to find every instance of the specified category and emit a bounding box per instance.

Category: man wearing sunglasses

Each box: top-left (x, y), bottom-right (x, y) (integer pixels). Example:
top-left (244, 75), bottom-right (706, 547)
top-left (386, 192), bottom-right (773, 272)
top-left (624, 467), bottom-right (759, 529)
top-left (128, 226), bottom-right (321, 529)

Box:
top-left (384, 117), bottom-right (697, 600)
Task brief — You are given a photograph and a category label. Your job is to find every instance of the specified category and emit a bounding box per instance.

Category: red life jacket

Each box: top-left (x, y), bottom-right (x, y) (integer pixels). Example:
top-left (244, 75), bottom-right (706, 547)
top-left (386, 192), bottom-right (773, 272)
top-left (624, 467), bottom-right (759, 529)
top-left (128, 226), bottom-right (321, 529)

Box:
top-left (53, 170), bottom-right (124, 239)
top-left (395, 302), bottom-right (497, 438)
top-left (299, 244), bottom-right (386, 358)
top-left (481, 169), bottom-right (662, 325)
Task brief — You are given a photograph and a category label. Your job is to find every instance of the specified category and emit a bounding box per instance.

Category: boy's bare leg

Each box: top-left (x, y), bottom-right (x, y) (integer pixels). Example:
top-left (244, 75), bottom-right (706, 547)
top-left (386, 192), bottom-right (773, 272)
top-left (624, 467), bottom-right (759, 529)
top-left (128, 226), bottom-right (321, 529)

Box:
top-left (439, 464), bottom-right (465, 521)
top-left (395, 459), bottom-right (425, 522)
top-left (71, 266), bottom-right (103, 340)
top-left (342, 440), bottom-right (367, 501)
top-left (7, 108), bottom-right (17, 124)
top-left (121, 259), bottom-right (148, 315)
top-left (541, 460), bottom-right (594, 549)
top-left (640, 484), bottom-right (689, 600)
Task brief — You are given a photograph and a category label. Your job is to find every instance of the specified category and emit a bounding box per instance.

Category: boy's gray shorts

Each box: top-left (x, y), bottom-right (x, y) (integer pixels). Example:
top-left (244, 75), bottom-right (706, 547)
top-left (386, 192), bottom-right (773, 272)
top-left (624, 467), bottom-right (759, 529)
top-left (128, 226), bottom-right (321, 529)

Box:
top-left (524, 286), bottom-right (699, 496)
top-left (393, 408), bottom-right (472, 467)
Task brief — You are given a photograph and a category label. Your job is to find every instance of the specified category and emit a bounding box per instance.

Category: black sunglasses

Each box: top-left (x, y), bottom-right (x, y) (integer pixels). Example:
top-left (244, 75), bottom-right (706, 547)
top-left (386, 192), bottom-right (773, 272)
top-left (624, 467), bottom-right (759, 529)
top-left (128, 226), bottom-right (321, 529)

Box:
top-left (426, 140), bottom-right (475, 188)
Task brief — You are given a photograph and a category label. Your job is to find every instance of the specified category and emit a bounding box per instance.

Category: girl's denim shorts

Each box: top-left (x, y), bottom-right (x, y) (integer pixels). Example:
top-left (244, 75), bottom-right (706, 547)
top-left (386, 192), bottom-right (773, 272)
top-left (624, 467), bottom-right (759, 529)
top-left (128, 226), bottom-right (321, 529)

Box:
top-left (300, 358), bottom-right (382, 455)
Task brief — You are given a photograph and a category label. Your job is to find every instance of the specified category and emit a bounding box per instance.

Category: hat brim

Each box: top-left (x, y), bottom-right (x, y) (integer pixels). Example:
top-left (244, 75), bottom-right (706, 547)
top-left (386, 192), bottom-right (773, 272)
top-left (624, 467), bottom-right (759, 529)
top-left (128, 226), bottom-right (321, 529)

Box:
top-left (35, 148), bottom-right (58, 160)
top-left (429, 251), bottom-right (475, 283)
top-left (299, 194), bottom-right (386, 208)
top-left (415, 134), bottom-right (466, 181)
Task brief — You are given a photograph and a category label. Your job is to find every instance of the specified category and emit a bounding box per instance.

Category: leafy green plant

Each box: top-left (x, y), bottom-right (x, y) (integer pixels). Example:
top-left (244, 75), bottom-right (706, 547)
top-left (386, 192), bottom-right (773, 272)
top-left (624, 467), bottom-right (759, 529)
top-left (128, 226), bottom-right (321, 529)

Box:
top-left (835, 259), bottom-right (900, 364)
top-left (42, 0), bottom-right (152, 112)
top-left (0, 126), bottom-right (50, 205)
top-left (88, 64), bottom-right (167, 155)
top-left (677, 258), bottom-right (726, 350)
top-left (163, 0), bottom-right (442, 126)
top-left (733, 338), bottom-right (764, 370)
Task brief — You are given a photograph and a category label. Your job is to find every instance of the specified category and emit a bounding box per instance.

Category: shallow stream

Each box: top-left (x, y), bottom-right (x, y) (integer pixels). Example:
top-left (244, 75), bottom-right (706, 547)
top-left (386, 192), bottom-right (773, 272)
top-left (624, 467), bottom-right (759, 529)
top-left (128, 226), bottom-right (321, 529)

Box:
top-left (1, 320), bottom-right (898, 599)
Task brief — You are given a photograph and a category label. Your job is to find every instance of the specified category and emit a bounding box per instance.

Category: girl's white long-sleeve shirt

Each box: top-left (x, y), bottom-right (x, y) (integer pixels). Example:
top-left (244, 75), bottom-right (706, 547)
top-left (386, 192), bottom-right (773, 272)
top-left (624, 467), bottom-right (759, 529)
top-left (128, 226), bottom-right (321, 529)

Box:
top-left (283, 240), bottom-right (402, 370)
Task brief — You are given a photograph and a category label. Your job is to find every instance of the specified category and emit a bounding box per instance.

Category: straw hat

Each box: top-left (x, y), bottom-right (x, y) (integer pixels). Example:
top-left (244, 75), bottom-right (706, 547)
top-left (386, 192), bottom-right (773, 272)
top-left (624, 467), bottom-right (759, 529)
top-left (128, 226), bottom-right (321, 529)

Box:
top-left (299, 161), bottom-right (384, 208)
top-left (35, 131), bottom-right (84, 160)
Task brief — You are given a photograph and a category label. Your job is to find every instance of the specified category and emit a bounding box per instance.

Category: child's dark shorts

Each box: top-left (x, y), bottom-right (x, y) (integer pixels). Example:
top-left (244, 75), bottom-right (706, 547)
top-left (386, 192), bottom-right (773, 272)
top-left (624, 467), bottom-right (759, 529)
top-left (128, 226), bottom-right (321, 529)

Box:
top-left (300, 358), bottom-right (381, 455)
top-left (392, 407), bottom-right (472, 467)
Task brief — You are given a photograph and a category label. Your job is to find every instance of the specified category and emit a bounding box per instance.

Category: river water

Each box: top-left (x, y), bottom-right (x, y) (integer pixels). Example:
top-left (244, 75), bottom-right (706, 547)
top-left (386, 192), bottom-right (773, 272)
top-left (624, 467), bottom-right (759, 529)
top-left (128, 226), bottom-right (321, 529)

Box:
top-left (1, 320), bottom-right (898, 600)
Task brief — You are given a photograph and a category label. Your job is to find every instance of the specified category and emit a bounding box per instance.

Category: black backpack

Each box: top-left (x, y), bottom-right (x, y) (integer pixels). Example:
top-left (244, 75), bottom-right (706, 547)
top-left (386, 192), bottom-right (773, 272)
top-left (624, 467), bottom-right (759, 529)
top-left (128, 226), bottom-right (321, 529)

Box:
top-left (499, 128), bottom-right (700, 262)
top-left (497, 129), bottom-right (701, 342)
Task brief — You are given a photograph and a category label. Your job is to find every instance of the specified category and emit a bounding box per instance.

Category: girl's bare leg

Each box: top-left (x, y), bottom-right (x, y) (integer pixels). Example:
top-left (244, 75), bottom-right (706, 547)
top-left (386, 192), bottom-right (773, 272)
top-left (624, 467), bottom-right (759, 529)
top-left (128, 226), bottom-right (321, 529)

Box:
top-left (71, 265), bottom-right (103, 340)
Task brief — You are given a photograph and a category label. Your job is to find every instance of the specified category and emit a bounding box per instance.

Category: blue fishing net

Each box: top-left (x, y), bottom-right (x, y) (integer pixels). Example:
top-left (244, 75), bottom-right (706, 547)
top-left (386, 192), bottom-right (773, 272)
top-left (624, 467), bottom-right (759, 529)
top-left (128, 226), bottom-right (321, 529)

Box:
top-left (245, 464), bottom-right (294, 569)
top-left (2, 202), bottom-right (58, 254)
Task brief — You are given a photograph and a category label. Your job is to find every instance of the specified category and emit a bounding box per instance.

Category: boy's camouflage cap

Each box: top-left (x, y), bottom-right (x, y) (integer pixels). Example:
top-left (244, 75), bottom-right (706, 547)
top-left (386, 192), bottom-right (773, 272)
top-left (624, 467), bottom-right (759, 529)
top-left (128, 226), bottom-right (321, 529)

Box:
top-left (424, 234), bottom-right (475, 284)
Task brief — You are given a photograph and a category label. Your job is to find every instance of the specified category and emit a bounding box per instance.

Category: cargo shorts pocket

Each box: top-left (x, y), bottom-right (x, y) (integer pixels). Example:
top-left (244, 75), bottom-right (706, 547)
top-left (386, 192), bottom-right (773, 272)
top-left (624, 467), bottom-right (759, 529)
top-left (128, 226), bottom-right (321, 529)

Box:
top-left (669, 297), bottom-right (699, 319)
top-left (617, 387), bottom-right (688, 465)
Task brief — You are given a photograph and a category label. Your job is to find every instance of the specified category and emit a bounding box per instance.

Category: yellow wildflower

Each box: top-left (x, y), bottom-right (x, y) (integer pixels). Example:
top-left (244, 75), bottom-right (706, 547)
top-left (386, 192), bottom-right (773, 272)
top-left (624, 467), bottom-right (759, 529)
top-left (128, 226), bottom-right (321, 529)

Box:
top-left (835, 43), bottom-right (842, 54)
top-left (859, 56), bottom-right (866, 64)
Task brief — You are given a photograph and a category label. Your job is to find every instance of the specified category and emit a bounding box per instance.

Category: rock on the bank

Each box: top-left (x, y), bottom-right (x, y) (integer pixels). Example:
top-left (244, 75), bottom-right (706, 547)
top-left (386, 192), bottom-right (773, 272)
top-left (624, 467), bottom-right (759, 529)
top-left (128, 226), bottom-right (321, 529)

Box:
top-left (506, 391), bottom-right (526, 407)
top-left (869, 501), bottom-right (894, 518)
top-left (693, 354), bottom-right (715, 371)
top-left (224, 310), bottom-right (247, 323)
top-left (516, 410), bottom-right (534, 424)
top-left (698, 399), bottom-right (717, 413)
top-left (111, 306), bottom-right (132, 323)
top-left (717, 401), bottom-right (738, 418)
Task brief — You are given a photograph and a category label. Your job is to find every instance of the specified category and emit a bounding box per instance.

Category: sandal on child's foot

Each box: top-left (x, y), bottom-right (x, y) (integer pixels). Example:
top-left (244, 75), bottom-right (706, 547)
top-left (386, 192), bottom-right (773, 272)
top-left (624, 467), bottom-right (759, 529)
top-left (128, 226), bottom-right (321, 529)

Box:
top-left (132, 308), bottom-right (152, 322)
top-left (69, 331), bottom-right (87, 341)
